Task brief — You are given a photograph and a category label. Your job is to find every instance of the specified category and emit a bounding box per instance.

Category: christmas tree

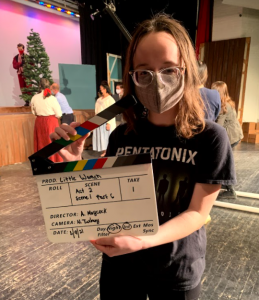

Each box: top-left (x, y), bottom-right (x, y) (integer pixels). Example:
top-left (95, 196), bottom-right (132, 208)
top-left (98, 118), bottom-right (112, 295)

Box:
top-left (20, 29), bottom-right (53, 103)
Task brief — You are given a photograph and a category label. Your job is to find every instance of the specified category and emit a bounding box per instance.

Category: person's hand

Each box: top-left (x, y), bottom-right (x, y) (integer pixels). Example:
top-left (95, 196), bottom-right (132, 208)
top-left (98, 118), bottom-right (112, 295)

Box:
top-left (90, 236), bottom-right (144, 257)
top-left (106, 123), bottom-right (111, 131)
top-left (50, 122), bottom-right (90, 162)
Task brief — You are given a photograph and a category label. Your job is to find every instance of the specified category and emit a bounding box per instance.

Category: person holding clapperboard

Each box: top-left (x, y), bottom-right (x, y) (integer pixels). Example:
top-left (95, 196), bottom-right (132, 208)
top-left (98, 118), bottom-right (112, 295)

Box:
top-left (50, 14), bottom-right (236, 300)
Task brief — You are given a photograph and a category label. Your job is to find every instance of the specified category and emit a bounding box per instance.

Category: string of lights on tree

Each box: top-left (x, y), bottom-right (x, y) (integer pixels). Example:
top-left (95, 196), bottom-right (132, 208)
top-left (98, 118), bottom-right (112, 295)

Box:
top-left (36, 1), bottom-right (79, 18)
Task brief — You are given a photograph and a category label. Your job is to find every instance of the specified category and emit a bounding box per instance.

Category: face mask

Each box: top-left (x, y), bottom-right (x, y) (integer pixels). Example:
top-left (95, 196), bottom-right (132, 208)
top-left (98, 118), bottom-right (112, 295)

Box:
top-left (19, 50), bottom-right (24, 55)
top-left (116, 89), bottom-right (121, 94)
top-left (135, 73), bottom-right (184, 114)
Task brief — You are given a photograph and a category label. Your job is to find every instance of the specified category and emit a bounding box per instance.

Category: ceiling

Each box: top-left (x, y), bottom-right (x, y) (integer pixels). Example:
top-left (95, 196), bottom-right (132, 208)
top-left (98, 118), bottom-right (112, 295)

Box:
top-left (10, 0), bottom-right (79, 18)
top-left (11, 0), bottom-right (79, 12)
top-left (46, 0), bottom-right (79, 11)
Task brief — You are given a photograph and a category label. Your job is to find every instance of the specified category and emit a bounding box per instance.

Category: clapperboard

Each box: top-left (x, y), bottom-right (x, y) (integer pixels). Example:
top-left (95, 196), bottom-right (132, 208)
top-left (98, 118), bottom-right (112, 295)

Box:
top-left (29, 95), bottom-right (159, 243)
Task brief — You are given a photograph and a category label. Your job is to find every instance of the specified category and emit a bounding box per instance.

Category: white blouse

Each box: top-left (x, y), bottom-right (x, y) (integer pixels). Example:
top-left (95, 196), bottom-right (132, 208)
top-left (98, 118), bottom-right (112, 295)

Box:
top-left (31, 91), bottom-right (62, 118)
top-left (95, 95), bottom-right (116, 132)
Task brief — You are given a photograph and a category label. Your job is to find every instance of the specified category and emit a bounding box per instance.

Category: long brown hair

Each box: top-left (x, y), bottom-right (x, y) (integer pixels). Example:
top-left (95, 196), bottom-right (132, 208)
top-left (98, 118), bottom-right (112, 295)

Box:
top-left (197, 61), bottom-right (208, 86)
top-left (122, 14), bottom-right (205, 139)
top-left (211, 81), bottom-right (235, 114)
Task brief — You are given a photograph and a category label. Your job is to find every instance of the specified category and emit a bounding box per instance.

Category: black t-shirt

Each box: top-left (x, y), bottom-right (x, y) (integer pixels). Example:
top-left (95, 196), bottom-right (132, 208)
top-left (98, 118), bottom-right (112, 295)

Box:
top-left (105, 118), bottom-right (236, 291)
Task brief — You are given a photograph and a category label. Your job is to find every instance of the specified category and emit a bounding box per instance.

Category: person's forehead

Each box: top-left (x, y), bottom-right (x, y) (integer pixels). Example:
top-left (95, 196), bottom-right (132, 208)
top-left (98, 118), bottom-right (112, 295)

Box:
top-left (133, 32), bottom-right (180, 67)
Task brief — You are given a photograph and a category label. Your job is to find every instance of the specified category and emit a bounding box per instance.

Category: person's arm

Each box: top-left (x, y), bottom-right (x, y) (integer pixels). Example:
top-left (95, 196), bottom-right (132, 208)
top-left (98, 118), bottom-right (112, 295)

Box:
top-left (49, 113), bottom-right (119, 162)
top-left (95, 98), bottom-right (101, 114)
top-left (55, 96), bottom-right (62, 107)
top-left (30, 98), bottom-right (36, 115)
top-left (52, 97), bottom-right (62, 118)
top-left (215, 92), bottom-right (221, 120)
top-left (50, 123), bottom-right (89, 161)
top-left (144, 183), bottom-right (220, 247)
top-left (91, 183), bottom-right (220, 256)
top-left (106, 96), bottom-right (116, 130)
top-left (49, 97), bottom-right (119, 161)
top-left (12, 56), bottom-right (21, 70)
top-left (216, 111), bottom-right (227, 127)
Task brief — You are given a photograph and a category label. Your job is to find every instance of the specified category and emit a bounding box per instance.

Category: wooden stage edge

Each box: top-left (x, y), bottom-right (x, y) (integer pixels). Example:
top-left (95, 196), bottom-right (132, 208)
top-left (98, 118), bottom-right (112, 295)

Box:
top-left (0, 107), bottom-right (95, 167)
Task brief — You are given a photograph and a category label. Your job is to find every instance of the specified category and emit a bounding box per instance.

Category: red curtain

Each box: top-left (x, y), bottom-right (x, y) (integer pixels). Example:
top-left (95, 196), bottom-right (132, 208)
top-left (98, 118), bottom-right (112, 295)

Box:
top-left (195, 0), bottom-right (214, 59)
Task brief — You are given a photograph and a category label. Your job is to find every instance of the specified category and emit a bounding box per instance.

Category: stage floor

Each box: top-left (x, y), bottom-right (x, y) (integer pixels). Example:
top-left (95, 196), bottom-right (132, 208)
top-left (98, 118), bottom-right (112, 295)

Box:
top-left (0, 143), bottom-right (259, 300)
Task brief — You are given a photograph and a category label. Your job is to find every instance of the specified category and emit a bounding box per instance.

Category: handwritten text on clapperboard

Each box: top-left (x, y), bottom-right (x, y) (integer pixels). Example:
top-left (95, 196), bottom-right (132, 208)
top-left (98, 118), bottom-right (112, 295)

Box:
top-left (36, 164), bottom-right (159, 243)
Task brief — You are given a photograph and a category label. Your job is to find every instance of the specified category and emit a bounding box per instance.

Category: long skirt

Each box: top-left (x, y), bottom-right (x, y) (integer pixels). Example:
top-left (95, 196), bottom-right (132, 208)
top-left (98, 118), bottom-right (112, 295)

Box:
top-left (92, 124), bottom-right (110, 152)
top-left (34, 115), bottom-right (63, 163)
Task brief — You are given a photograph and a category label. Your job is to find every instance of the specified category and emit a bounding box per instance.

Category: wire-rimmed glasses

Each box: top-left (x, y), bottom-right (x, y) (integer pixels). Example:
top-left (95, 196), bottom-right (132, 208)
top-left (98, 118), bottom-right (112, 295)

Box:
top-left (129, 67), bottom-right (185, 87)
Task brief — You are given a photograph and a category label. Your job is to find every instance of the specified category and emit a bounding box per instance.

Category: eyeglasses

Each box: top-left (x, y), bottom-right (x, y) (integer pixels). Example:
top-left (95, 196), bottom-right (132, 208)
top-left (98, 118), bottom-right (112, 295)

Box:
top-left (129, 67), bottom-right (185, 88)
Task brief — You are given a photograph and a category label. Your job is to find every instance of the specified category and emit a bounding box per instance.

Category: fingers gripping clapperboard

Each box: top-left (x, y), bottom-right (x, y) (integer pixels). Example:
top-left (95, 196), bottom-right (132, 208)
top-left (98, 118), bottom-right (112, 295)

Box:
top-left (29, 95), bottom-right (159, 243)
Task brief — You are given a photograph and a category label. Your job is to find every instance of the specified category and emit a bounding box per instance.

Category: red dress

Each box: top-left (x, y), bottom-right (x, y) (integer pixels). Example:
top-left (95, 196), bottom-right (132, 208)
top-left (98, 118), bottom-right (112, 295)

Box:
top-left (34, 115), bottom-right (63, 163)
top-left (31, 92), bottom-right (63, 163)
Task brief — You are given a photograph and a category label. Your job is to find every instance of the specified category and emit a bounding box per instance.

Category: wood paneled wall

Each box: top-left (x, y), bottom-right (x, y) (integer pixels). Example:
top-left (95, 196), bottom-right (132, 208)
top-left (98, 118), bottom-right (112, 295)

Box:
top-left (0, 107), bottom-right (31, 113)
top-left (203, 37), bottom-right (246, 109)
top-left (0, 109), bottom-right (95, 167)
top-left (74, 109), bottom-right (95, 124)
top-left (0, 113), bottom-right (35, 167)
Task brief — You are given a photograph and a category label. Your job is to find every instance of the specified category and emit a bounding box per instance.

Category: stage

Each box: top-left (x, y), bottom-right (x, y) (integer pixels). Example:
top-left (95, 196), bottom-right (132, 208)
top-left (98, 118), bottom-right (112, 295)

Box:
top-left (0, 107), bottom-right (95, 167)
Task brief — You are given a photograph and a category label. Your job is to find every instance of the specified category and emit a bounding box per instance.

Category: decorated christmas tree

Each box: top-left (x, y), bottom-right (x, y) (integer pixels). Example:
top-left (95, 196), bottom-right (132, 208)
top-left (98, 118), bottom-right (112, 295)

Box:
top-left (20, 29), bottom-right (53, 103)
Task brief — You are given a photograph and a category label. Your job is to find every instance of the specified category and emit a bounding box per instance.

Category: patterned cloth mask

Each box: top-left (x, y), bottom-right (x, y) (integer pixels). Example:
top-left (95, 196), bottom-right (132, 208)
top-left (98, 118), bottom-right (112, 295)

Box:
top-left (135, 72), bottom-right (185, 114)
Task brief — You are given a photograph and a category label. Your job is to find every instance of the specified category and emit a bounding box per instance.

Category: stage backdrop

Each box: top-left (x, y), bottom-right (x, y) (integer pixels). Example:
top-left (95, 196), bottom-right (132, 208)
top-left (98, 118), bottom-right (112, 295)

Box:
top-left (107, 53), bottom-right (122, 94)
top-left (58, 64), bottom-right (96, 110)
top-left (0, 0), bottom-right (81, 107)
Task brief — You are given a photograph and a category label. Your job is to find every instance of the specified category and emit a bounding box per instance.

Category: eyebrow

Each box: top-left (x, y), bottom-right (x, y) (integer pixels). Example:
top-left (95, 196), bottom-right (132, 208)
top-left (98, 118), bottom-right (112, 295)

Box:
top-left (134, 63), bottom-right (148, 69)
top-left (134, 61), bottom-right (180, 69)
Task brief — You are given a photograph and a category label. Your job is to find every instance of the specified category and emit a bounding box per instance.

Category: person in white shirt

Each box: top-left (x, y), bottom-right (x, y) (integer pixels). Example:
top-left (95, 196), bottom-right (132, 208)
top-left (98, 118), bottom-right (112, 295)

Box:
top-left (116, 84), bottom-right (124, 99)
top-left (93, 83), bottom-right (116, 157)
top-left (114, 83), bottom-right (124, 124)
top-left (31, 78), bottom-right (63, 162)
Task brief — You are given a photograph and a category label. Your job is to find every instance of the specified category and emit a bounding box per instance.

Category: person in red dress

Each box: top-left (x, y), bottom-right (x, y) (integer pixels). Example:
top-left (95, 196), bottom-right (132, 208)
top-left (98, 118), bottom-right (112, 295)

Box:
top-left (31, 78), bottom-right (63, 163)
